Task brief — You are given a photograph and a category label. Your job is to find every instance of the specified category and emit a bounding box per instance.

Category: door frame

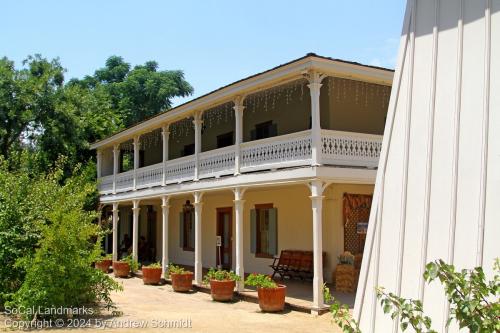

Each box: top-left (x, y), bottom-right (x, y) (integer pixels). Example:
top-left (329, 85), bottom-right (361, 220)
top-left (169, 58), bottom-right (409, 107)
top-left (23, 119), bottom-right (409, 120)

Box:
top-left (215, 207), bottom-right (233, 269)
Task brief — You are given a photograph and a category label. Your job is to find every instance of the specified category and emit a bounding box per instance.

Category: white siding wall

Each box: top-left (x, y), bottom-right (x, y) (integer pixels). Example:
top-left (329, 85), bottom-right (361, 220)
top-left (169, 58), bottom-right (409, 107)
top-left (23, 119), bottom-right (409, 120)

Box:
top-left (355, 1), bottom-right (500, 332)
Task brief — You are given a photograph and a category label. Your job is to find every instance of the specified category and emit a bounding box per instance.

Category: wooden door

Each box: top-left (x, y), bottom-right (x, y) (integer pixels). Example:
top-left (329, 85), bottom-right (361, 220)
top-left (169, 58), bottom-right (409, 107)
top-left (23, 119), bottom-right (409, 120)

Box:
top-left (216, 207), bottom-right (232, 270)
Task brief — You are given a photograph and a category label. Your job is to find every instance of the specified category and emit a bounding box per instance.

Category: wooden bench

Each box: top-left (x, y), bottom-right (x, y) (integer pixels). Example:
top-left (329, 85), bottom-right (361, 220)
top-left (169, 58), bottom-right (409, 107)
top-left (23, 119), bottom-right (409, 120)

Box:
top-left (270, 250), bottom-right (326, 280)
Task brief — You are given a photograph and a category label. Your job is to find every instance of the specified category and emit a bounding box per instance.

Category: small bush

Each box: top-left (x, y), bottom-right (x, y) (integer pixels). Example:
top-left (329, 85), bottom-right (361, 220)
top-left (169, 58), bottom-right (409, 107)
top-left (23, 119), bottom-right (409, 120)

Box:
top-left (245, 273), bottom-right (277, 289)
top-left (167, 264), bottom-right (191, 276)
top-left (203, 268), bottom-right (241, 285)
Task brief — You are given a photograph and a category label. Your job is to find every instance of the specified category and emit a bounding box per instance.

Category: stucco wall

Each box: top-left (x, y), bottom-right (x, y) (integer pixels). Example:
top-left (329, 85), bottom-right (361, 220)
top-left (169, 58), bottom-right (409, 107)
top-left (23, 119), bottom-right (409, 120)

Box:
top-left (153, 183), bottom-right (375, 282)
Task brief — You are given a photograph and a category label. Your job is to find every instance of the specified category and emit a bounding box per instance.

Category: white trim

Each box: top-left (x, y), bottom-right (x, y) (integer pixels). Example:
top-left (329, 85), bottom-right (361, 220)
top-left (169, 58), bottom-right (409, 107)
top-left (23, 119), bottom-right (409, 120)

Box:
top-left (98, 166), bottom-right (376, 204)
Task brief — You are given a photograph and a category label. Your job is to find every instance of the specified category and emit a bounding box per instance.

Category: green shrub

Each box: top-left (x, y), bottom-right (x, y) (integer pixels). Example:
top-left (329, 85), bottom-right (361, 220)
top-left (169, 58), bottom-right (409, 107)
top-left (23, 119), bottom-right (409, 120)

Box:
top-left (120, 255), bottom-right (139, 273)
top-left (144, 262), bottom-right (162, 269)
top-left (167, 263), bottom-right (191, 276)
top-left (324, 259), bottom-right (500, 333)
top-left (245, 273), bottom-right (277, 289)
top-left (203, 268), bottom-right (241, 285)
top-left (4, 163), bottom-right (122, 319)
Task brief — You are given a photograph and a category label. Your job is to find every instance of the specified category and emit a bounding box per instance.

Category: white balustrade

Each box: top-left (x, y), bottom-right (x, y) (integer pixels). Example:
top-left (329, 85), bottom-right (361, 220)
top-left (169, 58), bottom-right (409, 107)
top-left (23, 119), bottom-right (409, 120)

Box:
top-left (320, 129), bottom-right (382, 168)
top-left (100, 129), bottom-right (382, 193)
top-left (199, 146), bottom-right (235, 179)
top-left (115, 170), bottom-right (134, 191)
top-left (164, 155), bottom-right (196, 184)
top-left (136, 162), bottom-right (163, 189)
top-left (240, 130), bottom-right (312, 172)
top-left (98, 175), bottom-right (114, 193)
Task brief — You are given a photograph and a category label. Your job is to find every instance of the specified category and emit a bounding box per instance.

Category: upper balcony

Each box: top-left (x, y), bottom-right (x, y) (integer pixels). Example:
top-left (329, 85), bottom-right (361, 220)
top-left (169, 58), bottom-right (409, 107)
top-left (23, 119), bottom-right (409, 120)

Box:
top-left (93, 54), bottom-right (393, 195)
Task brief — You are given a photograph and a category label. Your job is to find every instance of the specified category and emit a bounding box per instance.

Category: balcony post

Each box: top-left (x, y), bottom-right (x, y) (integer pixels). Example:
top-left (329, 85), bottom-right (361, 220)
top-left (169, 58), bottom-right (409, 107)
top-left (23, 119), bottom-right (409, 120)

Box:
top-left (112, 202), bottom-right (119, 261)
top-left (162, 125), bottom-right (170, 186)
top-left (161, 196), bottom-right (170, 277)
top-left (233, 96), bottom-right (245, 175)
top-left (132, 199), bottom-right (140, 262)
top-left (96, 150), bottom-right (102, 178)
top-left (133, 135), bottom-right (140, 190)
top-left (306, 71), bottom-right (326, 166)
top-left (112, 144), bottom-right (120, 194)
top-left (233, 187), bottom-right (246, 291)
top-left (193, 191), bottom-right (203, 285)
top-left (309, 179), bottom-right (325, 314)
top-left (193, 112), bottom-right (203, 181)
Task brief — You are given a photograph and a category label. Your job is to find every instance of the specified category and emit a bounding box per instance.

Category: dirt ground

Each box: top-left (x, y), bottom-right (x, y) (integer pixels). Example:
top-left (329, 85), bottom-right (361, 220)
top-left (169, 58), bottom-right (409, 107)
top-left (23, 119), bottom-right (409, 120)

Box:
top-left (1, 276), bottom-right (341, 333)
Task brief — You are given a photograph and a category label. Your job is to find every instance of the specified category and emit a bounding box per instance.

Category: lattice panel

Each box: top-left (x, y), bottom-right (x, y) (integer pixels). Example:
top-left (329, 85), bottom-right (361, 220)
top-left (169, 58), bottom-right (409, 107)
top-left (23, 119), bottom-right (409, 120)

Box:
top-left (343, 193), bottom-right (373, 254)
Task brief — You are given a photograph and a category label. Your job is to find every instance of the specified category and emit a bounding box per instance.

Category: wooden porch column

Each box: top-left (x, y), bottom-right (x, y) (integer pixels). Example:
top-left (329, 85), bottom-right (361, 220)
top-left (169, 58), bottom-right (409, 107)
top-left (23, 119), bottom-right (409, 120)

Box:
top-left (309, 179), bottom-right (325, 313)
top-left (193, 191), bottom-right (203, 285)
top-left (161, 196), bottom-right (170, 276)
top-left (133, 135), bottom-right (140, 190)
top-left (96, 150), bottom-right (102, 178)
top-left (193, 112), bottom-right (203, 181)
top-left (112, 144), bottom-right (119, 194)
top-left (233, 187), bottom-right (246, 291)
top-left (132, 199), bottom-right (140, 262)
top-left (306, 71), bottom-right (326, 166)
top-left (233, 96), bottom-right (245, 175)
top-left (112, 203), bottom-right (119, 261)
top-left (161, 125), bottom-right (170, 186)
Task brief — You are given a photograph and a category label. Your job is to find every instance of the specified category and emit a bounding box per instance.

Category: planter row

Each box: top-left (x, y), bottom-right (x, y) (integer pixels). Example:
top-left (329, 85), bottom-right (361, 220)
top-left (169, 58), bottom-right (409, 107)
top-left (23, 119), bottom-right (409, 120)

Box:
top-left (95, 260), bottom-right (287, 312)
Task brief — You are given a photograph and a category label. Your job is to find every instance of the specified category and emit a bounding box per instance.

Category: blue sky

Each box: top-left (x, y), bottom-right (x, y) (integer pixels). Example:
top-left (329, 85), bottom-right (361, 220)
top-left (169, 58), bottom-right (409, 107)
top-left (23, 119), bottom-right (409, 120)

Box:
top-left (1, 0), bottom-right (405, 106)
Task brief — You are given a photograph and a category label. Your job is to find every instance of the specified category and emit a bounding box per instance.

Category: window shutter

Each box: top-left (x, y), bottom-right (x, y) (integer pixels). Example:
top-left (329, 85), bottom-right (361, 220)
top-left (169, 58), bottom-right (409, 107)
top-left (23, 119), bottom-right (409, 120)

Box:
top-left (190, 213), bottom-right (195, 248)
top-left (250, 209), bottom-right (257, 253)
top-left (268, 208), bottom-right (278, 256)
top-left (270, 123), bottom-right (278, 137)
top-left (179, 212), bottom-right (184, 248)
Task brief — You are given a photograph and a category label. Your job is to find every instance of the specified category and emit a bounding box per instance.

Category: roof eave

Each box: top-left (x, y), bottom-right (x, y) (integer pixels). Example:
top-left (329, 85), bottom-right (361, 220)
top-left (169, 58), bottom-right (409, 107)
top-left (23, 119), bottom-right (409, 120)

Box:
top-left (90, 55), bottom-right (393, 150)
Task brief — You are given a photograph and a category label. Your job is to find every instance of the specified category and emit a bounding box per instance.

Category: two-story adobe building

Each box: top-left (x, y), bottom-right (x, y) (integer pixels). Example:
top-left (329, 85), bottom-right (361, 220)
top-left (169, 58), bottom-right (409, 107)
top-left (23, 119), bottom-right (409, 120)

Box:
top-left (91, 53), bottom-right (393, 313)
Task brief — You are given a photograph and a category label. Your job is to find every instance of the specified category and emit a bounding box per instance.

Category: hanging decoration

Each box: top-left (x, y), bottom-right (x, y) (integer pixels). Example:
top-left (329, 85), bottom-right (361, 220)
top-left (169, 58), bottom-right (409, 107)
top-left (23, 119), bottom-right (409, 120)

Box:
top-left (326, 77), bottom-right (391, 110)
top-left (170, 117), bottom-right (194, 141)
top-left (202, 102), bottom-right (234, 130)
top-left (139, 128), bottom-right (162, 150)
top-left (244, 78), bottom-right (307, 113)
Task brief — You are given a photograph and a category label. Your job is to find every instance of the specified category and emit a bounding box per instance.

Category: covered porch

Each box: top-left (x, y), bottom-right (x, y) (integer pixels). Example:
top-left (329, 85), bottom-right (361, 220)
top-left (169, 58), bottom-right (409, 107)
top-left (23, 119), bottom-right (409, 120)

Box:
top-left (102, 181), bottom-right (372, 314)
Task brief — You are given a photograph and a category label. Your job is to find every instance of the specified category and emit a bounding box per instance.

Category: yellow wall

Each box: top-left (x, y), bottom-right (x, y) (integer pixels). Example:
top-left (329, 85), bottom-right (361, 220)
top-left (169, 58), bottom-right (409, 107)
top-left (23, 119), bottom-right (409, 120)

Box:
top-left (154, 183), bottom-right (374, 282)
top-left (324, 78), bottom-right (390, 135)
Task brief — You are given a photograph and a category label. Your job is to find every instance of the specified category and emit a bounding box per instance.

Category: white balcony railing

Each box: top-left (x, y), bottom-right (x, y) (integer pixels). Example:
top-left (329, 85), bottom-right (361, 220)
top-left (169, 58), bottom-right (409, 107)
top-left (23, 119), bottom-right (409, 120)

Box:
top-left (320, 129), bottom-right (382, 168)
top-left (240, 130), bottom-right (312, 172)
top-left (136, 162), bottom-right (163, 189)
top-left (99, 129), bottom-right (382, 193)
top-left (199, 145), bottom-right (235, 179)
top-left (99, 175), bottom-right (114, 193)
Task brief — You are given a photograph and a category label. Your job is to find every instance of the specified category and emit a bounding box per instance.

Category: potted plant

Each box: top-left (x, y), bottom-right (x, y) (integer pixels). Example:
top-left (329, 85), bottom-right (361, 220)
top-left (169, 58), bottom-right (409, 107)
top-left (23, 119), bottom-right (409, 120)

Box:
top-left (142, 262), bottom-right (163, 285)
top-left (168, 264), bottom-right (193, 292)
top-left (245, 273), bottom-right (286, 312)
top-left (113, 255), bottom-right (138, 278)
top-left (95, 254), bottom-right (112, 273)
top-left (203, 268), bottom-right (241, 302)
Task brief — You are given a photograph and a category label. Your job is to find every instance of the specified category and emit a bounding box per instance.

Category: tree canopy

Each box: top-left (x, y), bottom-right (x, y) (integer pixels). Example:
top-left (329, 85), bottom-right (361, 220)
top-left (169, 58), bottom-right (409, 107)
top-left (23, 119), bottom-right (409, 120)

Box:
top-left (0, 54), bottom-right (193, 173)
top-left (69, 55), bottom-right (193, 127)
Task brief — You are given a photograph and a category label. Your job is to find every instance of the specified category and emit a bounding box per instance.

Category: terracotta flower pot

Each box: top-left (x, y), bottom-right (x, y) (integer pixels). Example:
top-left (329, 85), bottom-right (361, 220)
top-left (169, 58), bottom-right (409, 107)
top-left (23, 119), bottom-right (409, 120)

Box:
top-left (113, 261), bottom-right (130, 278)
top-left (95, 259), bottom-right (112, 273)
top-left (170, 272), bottom-right (194, 292)
top-left (257, 284), bottom-right (287, 312)
top-left (142, 267), bottom-right (163, 285)
top-left (209, 280), bottom-right (236, 302)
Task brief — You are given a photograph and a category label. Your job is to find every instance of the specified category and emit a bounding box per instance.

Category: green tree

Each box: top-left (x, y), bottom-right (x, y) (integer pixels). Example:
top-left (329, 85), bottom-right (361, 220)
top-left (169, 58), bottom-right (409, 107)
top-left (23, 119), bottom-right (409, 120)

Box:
top-left (0, 55), bottom-right (64, 158)
top-left (70, 55), bottom-right (193, 127)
